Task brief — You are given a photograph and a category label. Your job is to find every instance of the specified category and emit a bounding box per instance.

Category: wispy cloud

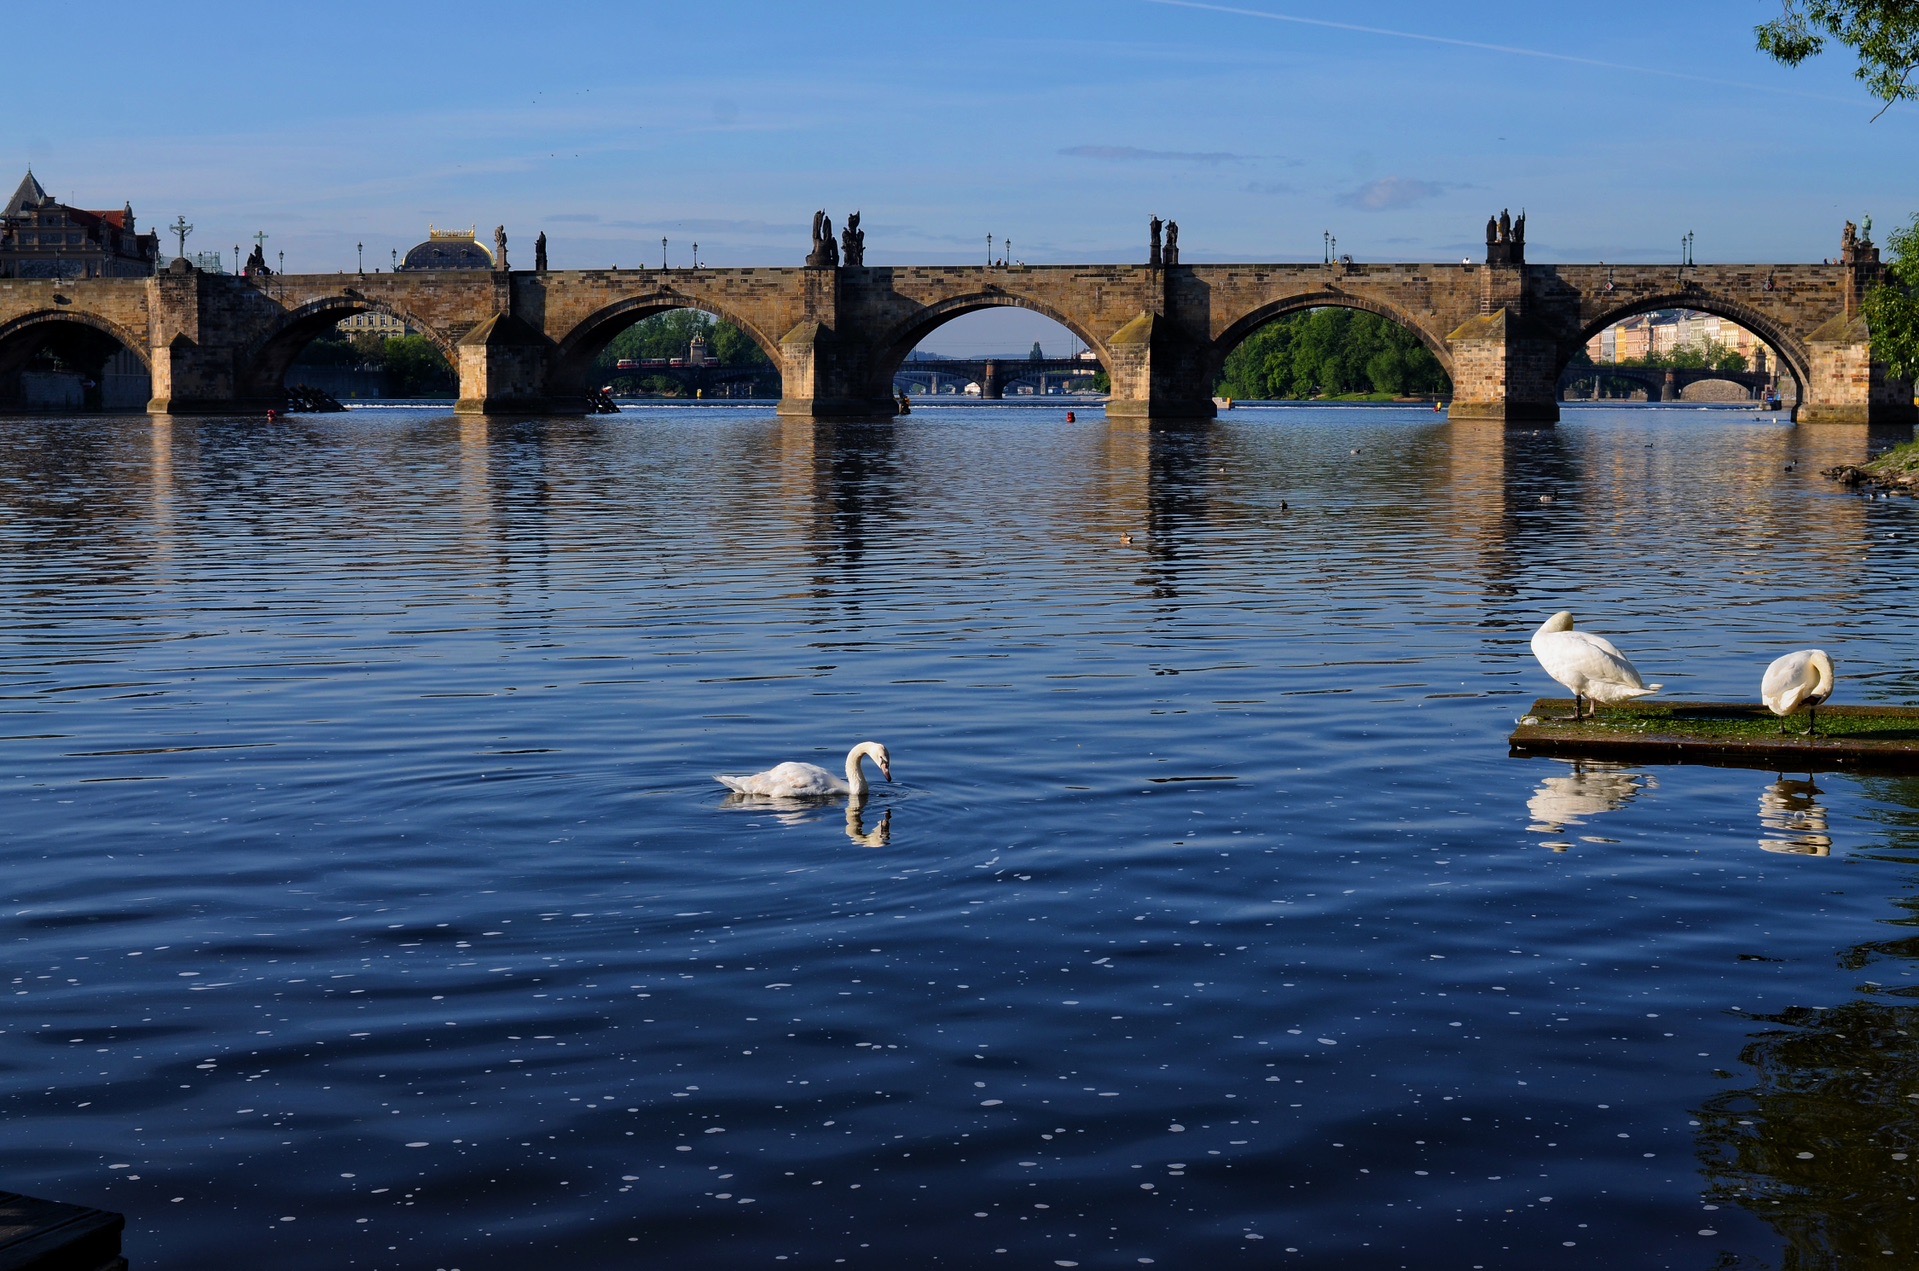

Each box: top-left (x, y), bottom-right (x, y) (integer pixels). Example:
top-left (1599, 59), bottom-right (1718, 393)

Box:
top-left (1338, 177), bottom-right (1454, 211)
top-left (1061, 145), bottom-right (1247, 164)
top-left (1242, 180), bottom-right (1296, 195)
top-left (601, 217), bottom-right (799, 235)
top-left (1143, 0), bottom-right (1852, 103)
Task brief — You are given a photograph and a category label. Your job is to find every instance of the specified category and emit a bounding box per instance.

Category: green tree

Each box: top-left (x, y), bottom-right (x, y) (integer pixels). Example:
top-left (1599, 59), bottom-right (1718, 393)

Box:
top-left (1216, 308), bottom-right (1449, 400)
top-left (596, 310), bottom-right (768, 369)
top-left (1757, 1), bottom-right (1919, 113)
top-left (379, 336), bottom-right (455, 397)
top-left (1865, 212), bottom-right (1919, 383)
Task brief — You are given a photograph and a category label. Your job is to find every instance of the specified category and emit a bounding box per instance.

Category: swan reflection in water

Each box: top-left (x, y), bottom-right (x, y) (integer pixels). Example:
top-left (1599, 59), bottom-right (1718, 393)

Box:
top-left (1758, 775), bottom-right (1831, 856)
top-left (1527, 760), bottom-right (1656, 849)
top-left (718, 792), bottom-right (893, 848)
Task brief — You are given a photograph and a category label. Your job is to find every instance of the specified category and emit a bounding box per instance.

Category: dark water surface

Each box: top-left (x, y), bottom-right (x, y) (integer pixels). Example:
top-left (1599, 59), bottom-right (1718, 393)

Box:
top-left (4, 401), bottom-right (1919, 1270)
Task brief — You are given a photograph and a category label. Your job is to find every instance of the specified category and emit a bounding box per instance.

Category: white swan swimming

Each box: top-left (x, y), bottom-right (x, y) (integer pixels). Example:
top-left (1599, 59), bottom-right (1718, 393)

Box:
top-left (715, 741), bottom-right (892, 800)
top-left (1761, 649), bottom-right (1835, 735)
top-left (1530, 611), bottom-right (1662, 720)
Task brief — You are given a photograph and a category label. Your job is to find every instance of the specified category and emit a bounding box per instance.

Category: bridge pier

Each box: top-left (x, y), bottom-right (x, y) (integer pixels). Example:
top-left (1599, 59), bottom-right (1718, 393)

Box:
top-left (1103, 311), bottom-right (1216, 422)
top-left (1799, 315), bottom-right (1917, 425)
top-left (1445, 310), bottom-right (1560, 426)
top-left (454, 314), bottom-right (574, 414)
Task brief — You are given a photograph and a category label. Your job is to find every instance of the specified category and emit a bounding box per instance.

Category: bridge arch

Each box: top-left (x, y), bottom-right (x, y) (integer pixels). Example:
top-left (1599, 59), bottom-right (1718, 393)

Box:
top-left (864, 292), bottom-right (1110, 402)
top-left (0, 309), bottom-right (151, 371)
top-left (238, 294), bottom-right (457, 401)
top-left (1569, 293), bottom-right (1812, 393)
top-left (550, 291), bottom-right (783, 398)
top-left (0, 309), bottom-right (152, 410)
top-left (1213, 294), bottom-right (1455, 380)
top-left (1209, 295), bottom-right (1455, 403)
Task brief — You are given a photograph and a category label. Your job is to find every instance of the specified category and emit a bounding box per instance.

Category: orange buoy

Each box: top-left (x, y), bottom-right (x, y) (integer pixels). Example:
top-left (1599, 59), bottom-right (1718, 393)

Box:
top-left (1065, 411), bottom-right (1076, 423)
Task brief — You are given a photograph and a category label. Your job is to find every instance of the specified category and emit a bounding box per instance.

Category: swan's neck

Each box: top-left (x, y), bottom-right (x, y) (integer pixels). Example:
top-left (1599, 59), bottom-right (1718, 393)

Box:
top-left (844, 747), bottom-right (870, 797)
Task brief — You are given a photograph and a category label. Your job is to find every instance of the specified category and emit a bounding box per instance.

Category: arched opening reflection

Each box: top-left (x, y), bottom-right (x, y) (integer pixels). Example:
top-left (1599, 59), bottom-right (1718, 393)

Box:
top-left (0, 314), bottom-right (150, 411)
top-left (1213, 303), bottom-right (1452, 404)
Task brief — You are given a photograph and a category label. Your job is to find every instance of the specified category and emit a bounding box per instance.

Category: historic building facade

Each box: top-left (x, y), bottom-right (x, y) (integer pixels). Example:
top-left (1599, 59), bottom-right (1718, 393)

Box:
top-left (0, 171), bottom-right (158, 279)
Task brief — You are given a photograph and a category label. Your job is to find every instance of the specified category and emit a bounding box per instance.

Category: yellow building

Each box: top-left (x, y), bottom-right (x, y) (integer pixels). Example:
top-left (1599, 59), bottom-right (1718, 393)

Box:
top-left (335, 311), bottom-right (413, 339)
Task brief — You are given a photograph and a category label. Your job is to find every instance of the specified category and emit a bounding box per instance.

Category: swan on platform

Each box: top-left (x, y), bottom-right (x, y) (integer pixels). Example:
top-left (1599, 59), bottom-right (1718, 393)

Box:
top-left (1761, 649), bottom-right (1835, 735)
top-left (716, 741), bottom-right (892, 800)
top-left (1530, 611), bottom-right (1662, 720)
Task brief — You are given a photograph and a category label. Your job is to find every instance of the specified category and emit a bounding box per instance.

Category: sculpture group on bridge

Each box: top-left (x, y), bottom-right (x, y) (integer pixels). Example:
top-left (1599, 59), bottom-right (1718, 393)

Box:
top-left (494, 225), bottom-right (508, 272)
top-left (841, 212), bottom-right (864, 268)
top-left (1485, 209), bottom-right (1526, 265)
top-left (535, 232), bottom-right (548, 273)
top-left (242, 243), bottom-right (271, 277)
top-left (806, 210), bottom-right (840, 269)
top-left (1149, 217), bottom-right (1179, 267)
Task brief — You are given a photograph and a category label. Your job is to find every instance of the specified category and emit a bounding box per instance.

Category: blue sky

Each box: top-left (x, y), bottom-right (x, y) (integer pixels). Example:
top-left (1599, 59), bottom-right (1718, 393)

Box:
top-left (13, 1), bottom-right (1915, 353)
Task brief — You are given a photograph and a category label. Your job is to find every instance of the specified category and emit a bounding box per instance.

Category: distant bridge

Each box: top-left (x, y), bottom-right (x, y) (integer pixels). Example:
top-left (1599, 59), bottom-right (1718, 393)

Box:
top-left (1558, 364), bottom-right (1775, 402)
top-left (600, 360), bottom-right (777, 397)
top-left (894, 356), bottom-right (1101, 397)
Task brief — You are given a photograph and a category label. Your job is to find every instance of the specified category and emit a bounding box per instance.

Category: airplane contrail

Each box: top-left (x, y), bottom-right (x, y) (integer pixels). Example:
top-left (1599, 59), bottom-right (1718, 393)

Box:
top-left (1144, 0), bottom-right (1850, 103)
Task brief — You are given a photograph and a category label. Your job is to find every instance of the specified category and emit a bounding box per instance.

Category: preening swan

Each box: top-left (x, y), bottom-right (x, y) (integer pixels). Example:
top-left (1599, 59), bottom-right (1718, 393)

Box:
top-left (1530, 611), bottom-right (1662, 720)
top-left (715, 741), bottom-right (892, 800)
top-left (1761, 649), bottom-right (1835, 735)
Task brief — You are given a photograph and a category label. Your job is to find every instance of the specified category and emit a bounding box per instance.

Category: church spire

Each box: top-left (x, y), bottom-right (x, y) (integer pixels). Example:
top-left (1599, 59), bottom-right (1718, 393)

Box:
top-left (8, 170), bottom-right (47, 213)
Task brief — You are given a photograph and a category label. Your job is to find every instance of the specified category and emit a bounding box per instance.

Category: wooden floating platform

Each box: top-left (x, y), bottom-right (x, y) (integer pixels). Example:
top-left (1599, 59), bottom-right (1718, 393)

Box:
top-left (1509, 699), bottom-right (1919, 773)
top-left (0, 1192), bottom-right (125, 1271)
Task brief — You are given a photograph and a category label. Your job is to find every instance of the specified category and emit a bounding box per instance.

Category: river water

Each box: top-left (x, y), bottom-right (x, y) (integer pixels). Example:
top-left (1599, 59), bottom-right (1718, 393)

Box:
top-left (3, 401), bottom-right (1917, 1270)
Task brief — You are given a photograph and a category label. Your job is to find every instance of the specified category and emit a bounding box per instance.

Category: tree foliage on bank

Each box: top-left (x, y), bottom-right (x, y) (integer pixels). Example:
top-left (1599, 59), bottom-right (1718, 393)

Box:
top-left (1614, 337), bottom-right (1750, 373)
top-left (593, 310), bottom-right (768, 369)
top-left (290, 332), bottom-right (455, 397)
top-left (1757, 1), bottom-right (1919, 113)
top-left (1865, 212), bottom-right (1919, 383)
top-left (1216, 308), bottom-right (1450, 400)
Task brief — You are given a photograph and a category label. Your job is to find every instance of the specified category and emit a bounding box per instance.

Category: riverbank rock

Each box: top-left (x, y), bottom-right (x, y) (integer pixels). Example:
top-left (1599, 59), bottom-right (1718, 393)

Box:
top-left (1823, 440), bottom-right (1919, 493)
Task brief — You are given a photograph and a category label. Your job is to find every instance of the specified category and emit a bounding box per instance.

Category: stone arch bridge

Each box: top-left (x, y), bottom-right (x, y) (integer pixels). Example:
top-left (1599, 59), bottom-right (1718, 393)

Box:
top-left (1560, 364), bottom-right (1775, 403)
top-left (0, 220), bottom-right (1906, 425)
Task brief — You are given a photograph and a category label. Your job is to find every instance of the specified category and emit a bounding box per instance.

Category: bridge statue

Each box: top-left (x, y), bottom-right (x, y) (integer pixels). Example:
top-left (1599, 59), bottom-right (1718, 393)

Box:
top-left (1149, 216), bottom-right (1163, 267)
top-left (242, 243), bottom-right (270, 277)
top-left (494, 225), bottom-right (508, 272)
top-left (841, 211), bottom-right (865, 268)
top-left (534, 232), bottom-right (548, 273)
top-left (807, 210), bottom-right (839, 268)
top-left (1486, 208), bottom-right (1525, 265)
top-left (1164, 220), bottom-right (1179, 267)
